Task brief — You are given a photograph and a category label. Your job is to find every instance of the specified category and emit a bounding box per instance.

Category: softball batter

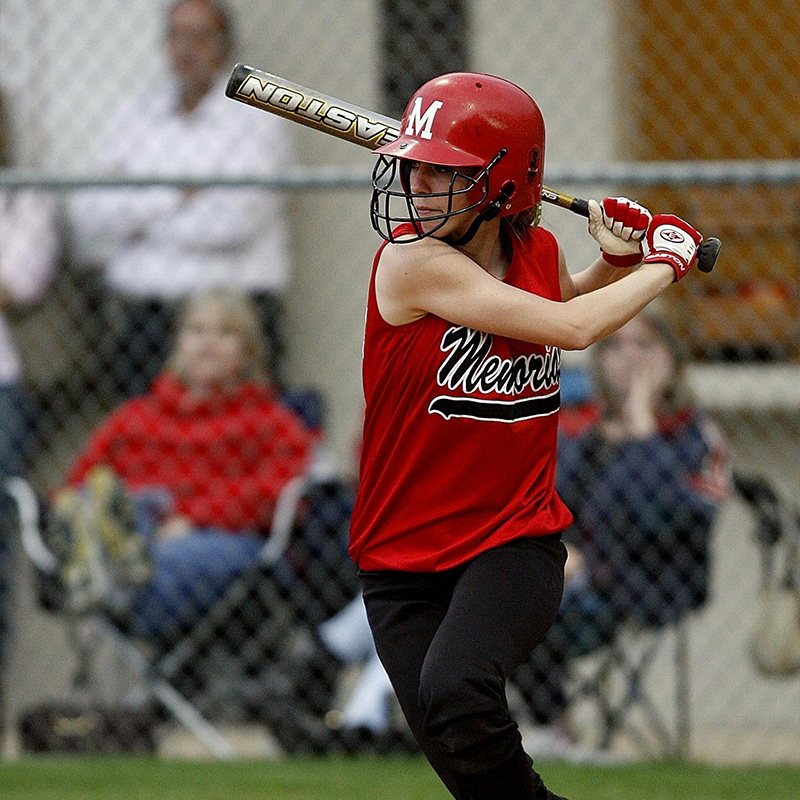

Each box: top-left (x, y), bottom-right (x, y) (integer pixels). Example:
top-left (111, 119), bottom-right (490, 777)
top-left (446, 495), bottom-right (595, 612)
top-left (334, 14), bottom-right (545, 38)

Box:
top-left (348, 72), bottom-right (704, 800)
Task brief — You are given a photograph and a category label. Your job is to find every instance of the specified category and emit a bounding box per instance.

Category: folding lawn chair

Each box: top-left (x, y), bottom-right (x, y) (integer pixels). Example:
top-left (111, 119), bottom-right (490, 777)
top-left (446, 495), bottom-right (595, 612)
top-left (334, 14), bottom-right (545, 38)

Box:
top-left (5, 463), bottom-right (359, 759)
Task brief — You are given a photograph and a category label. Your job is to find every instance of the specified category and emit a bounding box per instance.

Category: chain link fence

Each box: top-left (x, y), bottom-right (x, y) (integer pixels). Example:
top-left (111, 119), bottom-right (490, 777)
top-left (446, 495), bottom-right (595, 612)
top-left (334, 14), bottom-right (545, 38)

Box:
top-left (1, 0), bottom-right (799, 765)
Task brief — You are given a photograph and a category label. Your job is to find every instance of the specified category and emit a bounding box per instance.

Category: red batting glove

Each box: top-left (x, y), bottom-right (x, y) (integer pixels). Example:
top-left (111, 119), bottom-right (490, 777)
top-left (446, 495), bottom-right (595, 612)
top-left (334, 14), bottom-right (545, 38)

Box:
top-left (642, 214), bottom-right (703, 281)
top-left (589, 197), bottom-right (652, 268)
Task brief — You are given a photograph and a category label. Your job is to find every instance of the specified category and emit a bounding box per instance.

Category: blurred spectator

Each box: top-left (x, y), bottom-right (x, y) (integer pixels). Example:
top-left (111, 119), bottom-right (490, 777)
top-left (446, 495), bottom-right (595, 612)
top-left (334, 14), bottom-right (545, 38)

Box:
top-left (0, 90), bottom-right (60, 732)
top-left (255, 422), bottom-right (414, 755)
top-left (52, 288), bottom-right (318, 640)
top-left (317, 594), bottom-right (394, 735)
top-left (263, 590), bottom-right (417, 755)
top-left (513, 311), bottom-right (731, 755)
top-left (69, 0), bottom-right (294, 397)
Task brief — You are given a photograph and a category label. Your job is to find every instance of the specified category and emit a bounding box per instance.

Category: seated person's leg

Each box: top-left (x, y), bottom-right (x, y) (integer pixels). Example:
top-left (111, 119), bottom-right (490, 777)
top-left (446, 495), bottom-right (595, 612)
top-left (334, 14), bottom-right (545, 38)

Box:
top-left (339, 651), bottom-right (394, 733)
top-left (0, 386), bottom-right (28, 697)
top-left (54, 470), bottom-right (262, 636)
top-left (129, 528), bottom-right (263, 640)
top-left (0, 384), bottom-right (29, 479)
top-left (0, 491), bottom-right (13, 721)
top-left (553, 574), bottom-right (620, 658)
top-left (318, 593), bottom-right (375, 663)
top-left (282, 594), bottom-right (373, 720)
top-left (319, 594), bottom-right (395, 732)
top-left (513, 577), bottom-right (622, 729)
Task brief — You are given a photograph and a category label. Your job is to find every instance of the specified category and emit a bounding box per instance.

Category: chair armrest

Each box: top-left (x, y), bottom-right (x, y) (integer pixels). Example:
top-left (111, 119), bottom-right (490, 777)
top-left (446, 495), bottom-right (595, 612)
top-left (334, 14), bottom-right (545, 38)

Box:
top-left (4, 477), bottom-right (59, 574)
top-left (258, 474), bottom-right (310, 566)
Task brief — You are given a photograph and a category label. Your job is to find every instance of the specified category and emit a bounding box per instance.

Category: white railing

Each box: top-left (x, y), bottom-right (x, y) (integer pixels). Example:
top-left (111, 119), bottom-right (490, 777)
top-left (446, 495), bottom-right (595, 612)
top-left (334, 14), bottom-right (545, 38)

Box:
top-left (2, 159), bottom-right (800, 190)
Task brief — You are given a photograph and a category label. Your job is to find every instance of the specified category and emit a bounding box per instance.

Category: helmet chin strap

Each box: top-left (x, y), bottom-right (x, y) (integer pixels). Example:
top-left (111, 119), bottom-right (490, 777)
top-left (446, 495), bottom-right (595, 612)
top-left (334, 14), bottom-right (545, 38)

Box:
top-left (447, 182), bottom-right (515, 247)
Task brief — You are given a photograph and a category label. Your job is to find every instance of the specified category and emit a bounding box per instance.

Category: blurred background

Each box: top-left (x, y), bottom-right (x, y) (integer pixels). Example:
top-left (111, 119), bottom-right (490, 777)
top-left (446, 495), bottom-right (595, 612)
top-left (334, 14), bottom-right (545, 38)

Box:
top-left (1, 0), bottom-right (798, 769)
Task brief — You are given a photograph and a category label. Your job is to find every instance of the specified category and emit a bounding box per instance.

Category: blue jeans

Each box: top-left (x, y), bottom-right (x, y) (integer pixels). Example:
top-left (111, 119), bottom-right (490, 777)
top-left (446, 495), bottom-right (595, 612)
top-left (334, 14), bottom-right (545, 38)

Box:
top-left (1, 384), bottom-right (32, 701)
top-left (0, 384), bottom-right (30, 480)
top-left (128, 492), bottom-right (264, 640)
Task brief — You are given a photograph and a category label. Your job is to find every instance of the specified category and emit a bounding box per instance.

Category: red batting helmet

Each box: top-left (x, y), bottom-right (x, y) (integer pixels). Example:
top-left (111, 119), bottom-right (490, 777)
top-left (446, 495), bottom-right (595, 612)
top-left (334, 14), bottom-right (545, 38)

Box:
top-left (370, 72), bottom-right (545, 243)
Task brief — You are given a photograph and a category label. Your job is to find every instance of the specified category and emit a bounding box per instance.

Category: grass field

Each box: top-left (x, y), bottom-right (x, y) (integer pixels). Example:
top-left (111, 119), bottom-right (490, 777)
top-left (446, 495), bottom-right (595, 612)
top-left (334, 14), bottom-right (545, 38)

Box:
top-left (1, 756), bottom-right (799, 799)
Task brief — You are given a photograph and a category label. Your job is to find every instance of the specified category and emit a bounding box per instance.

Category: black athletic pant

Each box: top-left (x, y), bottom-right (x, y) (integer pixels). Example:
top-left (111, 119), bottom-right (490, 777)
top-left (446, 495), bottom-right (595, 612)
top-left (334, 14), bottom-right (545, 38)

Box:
top-left (360, 535), bottom-right (568, 800)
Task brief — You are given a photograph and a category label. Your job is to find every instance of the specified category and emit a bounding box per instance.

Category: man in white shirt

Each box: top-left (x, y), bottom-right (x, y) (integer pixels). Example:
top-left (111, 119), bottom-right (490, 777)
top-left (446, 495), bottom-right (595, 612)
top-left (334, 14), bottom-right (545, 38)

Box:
top-left (0, 191), bottom-right (60, 458)
top-left (70, 0), bottom-right (294, 395)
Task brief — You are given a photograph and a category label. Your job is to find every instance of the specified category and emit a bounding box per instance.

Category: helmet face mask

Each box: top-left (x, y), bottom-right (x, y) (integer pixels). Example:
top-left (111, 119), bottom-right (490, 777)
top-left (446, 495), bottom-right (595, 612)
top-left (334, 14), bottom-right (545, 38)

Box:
top-left (370, 152), bottom-right (501, 243)
top-left (370, 72), bottom-right (545, 244)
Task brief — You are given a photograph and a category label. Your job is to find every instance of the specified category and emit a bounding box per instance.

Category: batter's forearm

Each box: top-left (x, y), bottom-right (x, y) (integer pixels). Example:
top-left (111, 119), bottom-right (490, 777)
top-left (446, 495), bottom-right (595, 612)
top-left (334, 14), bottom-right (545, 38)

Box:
top-left (563, 262), bottom-right (673, 349)
top-left (571, 256), bottom-right (631, 296)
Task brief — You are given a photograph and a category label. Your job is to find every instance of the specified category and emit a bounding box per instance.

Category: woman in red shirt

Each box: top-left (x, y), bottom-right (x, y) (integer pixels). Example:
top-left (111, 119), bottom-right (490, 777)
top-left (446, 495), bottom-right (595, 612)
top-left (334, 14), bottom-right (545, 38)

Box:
top-left (59, 288), bottom-right (316, 638)
top-left (350, 73), bottom-right (706, 800)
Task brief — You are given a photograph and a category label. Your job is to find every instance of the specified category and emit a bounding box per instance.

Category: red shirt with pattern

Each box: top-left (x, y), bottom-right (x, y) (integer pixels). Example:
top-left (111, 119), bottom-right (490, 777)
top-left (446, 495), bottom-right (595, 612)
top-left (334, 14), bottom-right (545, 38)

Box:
top-left (65, 373), bottom-right (316, 530)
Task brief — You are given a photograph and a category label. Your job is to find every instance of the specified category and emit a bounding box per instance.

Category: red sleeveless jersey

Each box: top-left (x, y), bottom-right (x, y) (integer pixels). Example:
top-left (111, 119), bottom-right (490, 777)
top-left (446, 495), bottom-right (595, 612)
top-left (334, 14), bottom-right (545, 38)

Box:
top-left (349, 224), bottom-right (573, 572)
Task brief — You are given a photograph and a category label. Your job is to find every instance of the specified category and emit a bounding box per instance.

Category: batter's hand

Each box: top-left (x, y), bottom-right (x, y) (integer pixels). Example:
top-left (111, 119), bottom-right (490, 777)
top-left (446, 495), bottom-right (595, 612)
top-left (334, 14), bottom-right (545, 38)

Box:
top-left (642, 214), bottom-right (703, 281)
top-left (589, 196), bottom-right (652, 267)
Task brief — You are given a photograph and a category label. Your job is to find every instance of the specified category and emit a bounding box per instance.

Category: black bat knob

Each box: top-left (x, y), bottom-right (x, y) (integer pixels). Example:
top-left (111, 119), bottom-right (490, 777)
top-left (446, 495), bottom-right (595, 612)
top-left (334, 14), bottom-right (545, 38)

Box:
top-left (697, 237), bottom-right (721, 273)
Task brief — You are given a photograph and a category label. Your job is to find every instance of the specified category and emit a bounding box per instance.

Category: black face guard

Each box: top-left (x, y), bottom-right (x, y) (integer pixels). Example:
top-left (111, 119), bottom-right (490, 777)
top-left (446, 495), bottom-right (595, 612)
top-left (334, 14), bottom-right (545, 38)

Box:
top-left (369, 151), bottom-right (506, 244)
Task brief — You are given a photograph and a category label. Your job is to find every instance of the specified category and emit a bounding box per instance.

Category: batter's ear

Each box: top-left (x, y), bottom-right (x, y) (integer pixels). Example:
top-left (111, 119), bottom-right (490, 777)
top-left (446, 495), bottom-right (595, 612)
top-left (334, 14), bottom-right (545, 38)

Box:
top-left (527, 149), bottom-right (540, 184)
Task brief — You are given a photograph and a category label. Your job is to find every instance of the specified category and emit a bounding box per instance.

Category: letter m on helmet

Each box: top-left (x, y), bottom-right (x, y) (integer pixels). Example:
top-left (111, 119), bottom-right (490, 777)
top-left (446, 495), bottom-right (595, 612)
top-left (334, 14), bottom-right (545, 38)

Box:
top-left (404, 97), bottom-right (443, 140)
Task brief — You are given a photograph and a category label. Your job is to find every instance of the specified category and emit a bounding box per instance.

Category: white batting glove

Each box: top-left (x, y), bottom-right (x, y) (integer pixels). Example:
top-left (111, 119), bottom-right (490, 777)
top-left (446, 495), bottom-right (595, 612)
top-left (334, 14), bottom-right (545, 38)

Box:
top-left (589, 196), bottom-right (652, 267)
top-left (642, 214), bottom-right (703, 281)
